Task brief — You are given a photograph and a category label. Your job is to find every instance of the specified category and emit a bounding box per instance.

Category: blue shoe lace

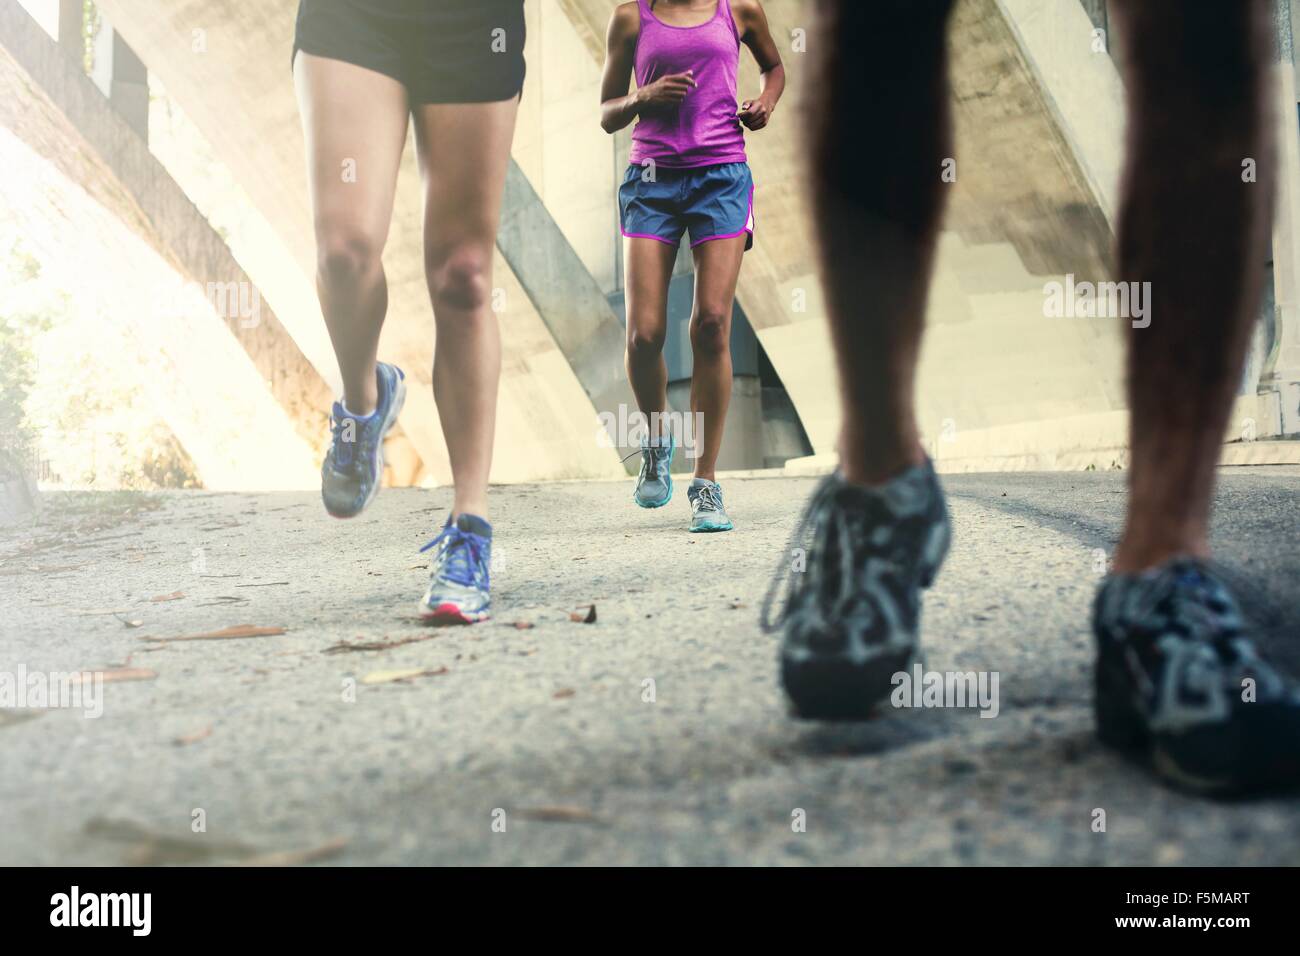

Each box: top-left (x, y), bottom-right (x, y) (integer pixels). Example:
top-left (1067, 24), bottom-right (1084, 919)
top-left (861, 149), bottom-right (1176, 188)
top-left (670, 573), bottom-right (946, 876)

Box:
top-left (328, 409), bottom-right (358, 469)
top-left (420, 523), bottom-right (490, 590)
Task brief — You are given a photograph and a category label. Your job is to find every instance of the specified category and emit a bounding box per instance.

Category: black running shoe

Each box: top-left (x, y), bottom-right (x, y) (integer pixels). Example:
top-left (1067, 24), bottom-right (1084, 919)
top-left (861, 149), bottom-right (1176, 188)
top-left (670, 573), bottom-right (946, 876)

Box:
top-left (763, 460), bottom-right (952, 720)
top-left (1093, 559), bottom-right (1300, 794)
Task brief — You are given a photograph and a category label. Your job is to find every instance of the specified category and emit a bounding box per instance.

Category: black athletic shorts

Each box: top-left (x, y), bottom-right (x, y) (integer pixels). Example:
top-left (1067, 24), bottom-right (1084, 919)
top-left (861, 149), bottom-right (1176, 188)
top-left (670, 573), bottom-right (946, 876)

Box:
top-left (293, 0), bottom-right (526, 105)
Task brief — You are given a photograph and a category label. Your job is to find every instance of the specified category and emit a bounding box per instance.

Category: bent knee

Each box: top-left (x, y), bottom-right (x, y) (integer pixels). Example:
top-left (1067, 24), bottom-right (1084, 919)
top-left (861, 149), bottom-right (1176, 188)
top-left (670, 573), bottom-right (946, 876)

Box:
top-left (428, 250), bottom-right (492, 314)
top-left (690, 309), bottom-right (731, 357)
top-left (317, 230), bottom-right (383, 285)
top-left (626, 324), bottom-right (667, 359)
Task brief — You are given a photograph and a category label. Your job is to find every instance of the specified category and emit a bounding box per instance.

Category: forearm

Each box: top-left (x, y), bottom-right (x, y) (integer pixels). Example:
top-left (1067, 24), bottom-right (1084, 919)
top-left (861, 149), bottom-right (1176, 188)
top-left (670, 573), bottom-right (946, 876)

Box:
top-left (757, 63), bottom-right (786, 110)
top-left (601, 89), bottom-right (643, 133)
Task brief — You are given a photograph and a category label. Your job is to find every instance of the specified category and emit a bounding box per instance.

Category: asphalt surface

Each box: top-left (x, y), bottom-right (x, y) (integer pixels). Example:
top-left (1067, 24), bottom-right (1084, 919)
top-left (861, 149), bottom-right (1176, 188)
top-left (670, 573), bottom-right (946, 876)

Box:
top-left (2, 469), bottom-right (1299, 865)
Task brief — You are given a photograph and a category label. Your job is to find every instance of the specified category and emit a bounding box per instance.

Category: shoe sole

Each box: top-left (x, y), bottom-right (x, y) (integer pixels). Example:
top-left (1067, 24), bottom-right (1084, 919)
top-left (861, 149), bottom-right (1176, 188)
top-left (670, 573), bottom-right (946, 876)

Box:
top-left (419, 602), bottom-right (491, 626)
top-left (689, 521), bottom-right (733, 533)
top-left (1094, 665), bottom-right (1300, 796)
top-left (324, 368), bottom-right (407, 520)
top-left (783, 648), bottom-right (917, 721)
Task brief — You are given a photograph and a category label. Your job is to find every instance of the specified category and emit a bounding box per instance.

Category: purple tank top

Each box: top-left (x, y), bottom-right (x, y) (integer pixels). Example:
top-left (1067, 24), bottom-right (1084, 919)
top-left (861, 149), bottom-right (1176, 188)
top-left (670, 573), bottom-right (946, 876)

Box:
top-left (629, 0), bottom-right (747, 169)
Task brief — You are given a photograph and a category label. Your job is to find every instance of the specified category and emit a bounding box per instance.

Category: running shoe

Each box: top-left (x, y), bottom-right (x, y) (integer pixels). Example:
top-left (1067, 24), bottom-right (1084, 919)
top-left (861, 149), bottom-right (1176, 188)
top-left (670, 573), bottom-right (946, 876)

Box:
top-left (632, 432), bottom-right (675, 509)
top-left (419, 513), bottom-right (492, 625)
top-left (764, 460), bottom-right (951, 720)
top-left (688, 478), bottom-right (733, 532)
top-left (321, 362), bottom-right (406, 518)
top-left (1093, 558), bottom-right (1300, 793)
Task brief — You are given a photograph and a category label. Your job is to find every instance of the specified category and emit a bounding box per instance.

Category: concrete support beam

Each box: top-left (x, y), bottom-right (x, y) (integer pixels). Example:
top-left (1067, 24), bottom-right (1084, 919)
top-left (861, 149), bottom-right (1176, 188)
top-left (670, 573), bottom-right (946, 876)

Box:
top-left (1, 0), bottom-right (329, 487)
top-left (1264, 0), bottom-right (1300, 435)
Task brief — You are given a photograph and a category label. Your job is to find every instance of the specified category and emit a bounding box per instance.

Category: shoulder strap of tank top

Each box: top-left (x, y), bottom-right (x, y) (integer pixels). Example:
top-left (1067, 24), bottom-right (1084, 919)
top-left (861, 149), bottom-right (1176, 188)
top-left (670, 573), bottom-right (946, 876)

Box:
top-left (717, 0), bottom-right (741, 43)
top-left (637, 0), bottom-right (653, 23)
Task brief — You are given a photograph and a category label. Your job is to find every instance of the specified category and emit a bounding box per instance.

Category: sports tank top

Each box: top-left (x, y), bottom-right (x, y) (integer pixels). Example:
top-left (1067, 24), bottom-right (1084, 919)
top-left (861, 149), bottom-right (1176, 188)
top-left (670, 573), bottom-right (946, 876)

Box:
top-left (628, 0), bottom-right (747, 169)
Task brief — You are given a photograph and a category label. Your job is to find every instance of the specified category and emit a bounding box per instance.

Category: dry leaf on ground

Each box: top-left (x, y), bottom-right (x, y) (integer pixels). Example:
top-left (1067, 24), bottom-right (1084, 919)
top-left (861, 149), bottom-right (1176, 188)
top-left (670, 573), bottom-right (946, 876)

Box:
top-left (142, 625), bottom-right (287, 643)
top-left (515, 806), bottom-right (603, 824)
top-left (174, 725), bottom-right (212, 746)
top-left (359, 667), bottom-right (449, 685)
top-left (234, 837), bottom-right (349, 867)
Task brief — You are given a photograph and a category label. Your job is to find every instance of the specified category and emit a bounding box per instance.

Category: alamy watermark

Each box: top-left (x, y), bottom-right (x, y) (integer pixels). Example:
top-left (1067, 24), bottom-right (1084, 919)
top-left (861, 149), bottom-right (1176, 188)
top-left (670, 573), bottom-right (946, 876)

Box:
top-left (596, 405), bottom-right (706, 459)
top-left (0, 666), bottom-right (103, 718)
top-left (890, 664), bottom-right (1000, 718)
top-left (152, 277), bottom-right (261, 329)
top-left (1043, 274), bottom-right (1151, 329)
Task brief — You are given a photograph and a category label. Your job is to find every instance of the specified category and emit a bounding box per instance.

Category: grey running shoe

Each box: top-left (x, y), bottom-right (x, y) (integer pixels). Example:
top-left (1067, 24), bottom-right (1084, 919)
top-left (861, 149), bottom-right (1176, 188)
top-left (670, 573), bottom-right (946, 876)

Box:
top-left (1094, 559), bottom-right (1300, 794)
top-left (321, 362), bottom-right (406, 519)
top-left (763, 460), bottom-right (951, 720)
top-left (632, 432), bottom-right (675, 509)
top-left (688, 478), bottom-right (733, 532)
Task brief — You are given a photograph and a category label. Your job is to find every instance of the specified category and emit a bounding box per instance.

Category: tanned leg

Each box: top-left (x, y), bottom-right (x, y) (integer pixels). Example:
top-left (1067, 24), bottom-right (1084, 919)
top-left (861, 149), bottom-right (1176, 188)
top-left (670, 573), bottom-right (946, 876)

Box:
top-left (411, 98), bottom-right (520, 520)
top-left (806, 0), bottom-right (957, 486)
top-left (1108, 0), bottom-right (1276, 573)
top-left (294, 52), bottom-right (409, 415)
top-left (688, 235), bottom-right (747, 478)
top-left (624, 237), bottom-right (678, 440)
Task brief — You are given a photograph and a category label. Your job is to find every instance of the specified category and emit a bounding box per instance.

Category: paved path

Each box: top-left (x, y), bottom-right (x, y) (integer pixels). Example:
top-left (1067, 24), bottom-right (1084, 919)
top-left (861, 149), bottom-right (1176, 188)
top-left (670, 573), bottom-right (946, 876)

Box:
top-left (2, 469), bottom-right (1299, 865)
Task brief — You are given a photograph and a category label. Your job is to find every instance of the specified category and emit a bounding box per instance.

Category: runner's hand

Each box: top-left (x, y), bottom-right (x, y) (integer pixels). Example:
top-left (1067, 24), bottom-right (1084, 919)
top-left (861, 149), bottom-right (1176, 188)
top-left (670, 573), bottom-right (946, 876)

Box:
top-left (738, 99), bottom-right (770, 131)
top-left (639, 71), bottom-right (696, 109)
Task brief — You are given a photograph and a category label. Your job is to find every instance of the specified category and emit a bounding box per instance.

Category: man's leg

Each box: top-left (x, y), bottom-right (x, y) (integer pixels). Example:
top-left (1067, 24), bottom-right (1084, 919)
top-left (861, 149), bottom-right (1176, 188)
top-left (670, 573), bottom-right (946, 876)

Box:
top-left (1110, 0), bottom-right (1275, 572)
top-left (412, 98), bottom-right (519, 522)
top-left (294, 53), bottom-right (408, 417)
top-left (770, 0), bottom-right (956, 719)
top-left (1091, 0), bottom-right (1300, 793)
top-left (809, 0), bottom-right (956, 487)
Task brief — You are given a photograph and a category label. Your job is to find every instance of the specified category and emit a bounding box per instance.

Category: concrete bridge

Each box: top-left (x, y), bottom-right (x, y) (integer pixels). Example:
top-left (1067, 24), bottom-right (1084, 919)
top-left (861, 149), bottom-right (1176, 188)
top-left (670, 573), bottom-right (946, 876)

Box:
top-left (4, 0), bottom-right (1299, 491)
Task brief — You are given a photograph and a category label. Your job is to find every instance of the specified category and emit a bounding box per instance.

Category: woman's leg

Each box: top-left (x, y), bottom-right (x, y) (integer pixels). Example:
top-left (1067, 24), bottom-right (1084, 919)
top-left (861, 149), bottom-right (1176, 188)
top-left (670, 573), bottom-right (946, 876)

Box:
top-left (687, 235), bottom-right (746, 479)
top-left (623, 238), bottom-right (678, 439)
top-left (410, 99), bottom-right (519, 520)
top-left (294, 52), bottom-right (409, 415)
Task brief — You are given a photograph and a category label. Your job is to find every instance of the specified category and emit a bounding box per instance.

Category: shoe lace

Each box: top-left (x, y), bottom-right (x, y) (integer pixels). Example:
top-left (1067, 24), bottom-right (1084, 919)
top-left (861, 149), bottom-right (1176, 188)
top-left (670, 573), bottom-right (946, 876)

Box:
top-left (622, 444), bottom-right (666, 483)
top-left (694, 483), bottom-right (723, 513)
top-left (420, 524), bottom-right (489, 589)
top-left (1131, 560), bottom-right (1297, 704)
top-left (760, 476), bottom-right (847, 634)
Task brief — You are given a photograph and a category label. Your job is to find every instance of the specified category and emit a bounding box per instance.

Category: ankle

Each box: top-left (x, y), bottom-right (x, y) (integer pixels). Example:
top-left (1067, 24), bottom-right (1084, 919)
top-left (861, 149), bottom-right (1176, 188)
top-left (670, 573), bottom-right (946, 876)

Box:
top-left (452, 502), bottom-right (490, 524)
top-left (1111, 532), bottom-right (1209, 575)
top-left (839, 440), bottom-right (927, 488)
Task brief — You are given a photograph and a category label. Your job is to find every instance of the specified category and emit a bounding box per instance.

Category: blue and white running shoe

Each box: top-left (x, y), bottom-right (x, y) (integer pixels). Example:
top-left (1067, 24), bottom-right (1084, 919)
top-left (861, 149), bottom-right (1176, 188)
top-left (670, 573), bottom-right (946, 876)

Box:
top-left (688, 478), bottom-right (733, 532)
top-left (419, 514), bottom-right (492, 625)
top-left (321, 362), bottom-right (406, 519)
top-left (632, 432), bottom-right (675, 509)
